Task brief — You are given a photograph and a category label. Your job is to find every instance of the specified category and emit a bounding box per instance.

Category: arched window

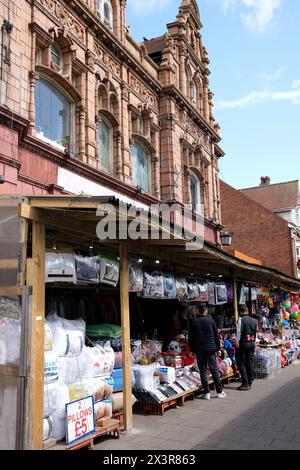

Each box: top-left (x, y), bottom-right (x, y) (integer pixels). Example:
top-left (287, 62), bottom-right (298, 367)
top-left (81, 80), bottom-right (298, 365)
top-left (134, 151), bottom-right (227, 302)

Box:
top-left (132, 142), bottom-right (151, 193)
top-left (97, 0), bottom-right (113, 29)
top-left (189, 171), bottom-right (202, 214)
top-left (50, 44), bottom-right (62, 74)
top-left (192, 82), bottom-right (198, 108)
top-left (35, 78), bottom-right (71, 149)
top-left (99, 119), bottom-right (113, 173)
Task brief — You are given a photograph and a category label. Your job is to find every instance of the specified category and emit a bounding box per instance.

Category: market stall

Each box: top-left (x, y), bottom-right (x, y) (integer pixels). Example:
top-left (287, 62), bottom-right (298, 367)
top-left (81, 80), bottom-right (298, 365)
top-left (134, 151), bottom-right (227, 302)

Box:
top-left (1, 195), bottom-right (300, 450)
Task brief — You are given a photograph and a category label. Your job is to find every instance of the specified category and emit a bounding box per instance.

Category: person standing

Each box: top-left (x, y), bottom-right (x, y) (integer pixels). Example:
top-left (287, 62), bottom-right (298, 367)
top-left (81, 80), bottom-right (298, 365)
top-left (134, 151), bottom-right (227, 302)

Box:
top-left (235, 305), bottom-right (258, 391)
top-left (189, 305), bottom-right (226, 400)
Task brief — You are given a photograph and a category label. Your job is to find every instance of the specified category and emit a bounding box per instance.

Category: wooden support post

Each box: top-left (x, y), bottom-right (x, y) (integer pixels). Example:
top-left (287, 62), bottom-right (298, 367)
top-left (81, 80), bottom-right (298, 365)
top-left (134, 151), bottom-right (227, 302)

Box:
top-left (26, 221), bottom-right (45, 450)
top-left (119, 242), bottom-right (133, 431)
top-left (233, 274), bottom-right (239, 327)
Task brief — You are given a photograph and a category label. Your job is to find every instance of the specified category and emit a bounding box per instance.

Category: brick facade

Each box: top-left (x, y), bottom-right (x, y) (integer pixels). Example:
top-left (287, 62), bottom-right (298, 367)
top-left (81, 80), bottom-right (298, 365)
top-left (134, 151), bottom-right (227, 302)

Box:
top-left (220, 180), bottom-right (297, 277)
top-left (0, 0), bottom-right (223, 244)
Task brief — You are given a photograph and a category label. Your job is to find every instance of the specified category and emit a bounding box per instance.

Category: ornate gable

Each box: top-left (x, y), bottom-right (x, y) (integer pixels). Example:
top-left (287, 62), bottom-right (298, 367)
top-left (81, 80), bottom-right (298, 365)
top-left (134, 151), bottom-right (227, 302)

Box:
top-left (179, 0), bottom-right (202, 29)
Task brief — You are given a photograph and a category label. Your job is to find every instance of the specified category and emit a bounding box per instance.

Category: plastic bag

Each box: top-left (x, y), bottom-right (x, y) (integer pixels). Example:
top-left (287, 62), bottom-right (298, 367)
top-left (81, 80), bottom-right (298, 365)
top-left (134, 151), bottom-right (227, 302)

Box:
top-left (131, 340), bottom-right (142, 364)
top-left (0, 317), bottom-right (21, 366)
top-left (111, 392), bottom-right (137, 413)
top-left (187, 281), bottom-right (199, 300)
top-left (75, 255), bottom-right (100, 284)
top-left (143, 272), bottom-right (164, 298)
top-left (141, 340), bottom-right (163, 361)
top-left (57, 354), bottom-right (86, 385)
top-left (164, 274), bottom-right (177, 298)
top-left (94, 400), bottom-right (112, 421)
top-left (132, 364), bottom-right (155, 391)
top-left (51, 413), bottom-right (66, 441)
top-left (46, 314), bottom-right (85, 357)
top-left (175, 278), bottom-right (188, 299)
top-left (198, 283), bottom-right (208, 302)
top-left (208, 282), bottom-right (216, 305)
top-left (0, 297), bottom-right (21, 320)
top-left (44, 381), bottom-right (58, 418)
top-left (215, 283), bottom-right (228, 305)
top-left (129, 263), bottom-right (143, 292)
top-left (86, 324), bottom-right (121, 339)
top-left (82, 344), bottom-right (115, 378)
top-left (100, 256), bottom-right (119, 287)
top-left (45, 252), bottom-right (76, 284)
top-left (43, 417), bottom-right (53, 441)
top-left (44, 352), bottom-right (59, 384)
top-left (44, 324), bottom-right (53, 352)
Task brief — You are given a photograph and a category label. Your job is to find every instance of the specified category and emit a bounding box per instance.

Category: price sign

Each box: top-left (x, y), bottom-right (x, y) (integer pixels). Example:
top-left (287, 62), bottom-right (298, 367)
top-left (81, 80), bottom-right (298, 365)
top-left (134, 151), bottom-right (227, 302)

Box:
top-left (66, 396), bottom-right (95, 445)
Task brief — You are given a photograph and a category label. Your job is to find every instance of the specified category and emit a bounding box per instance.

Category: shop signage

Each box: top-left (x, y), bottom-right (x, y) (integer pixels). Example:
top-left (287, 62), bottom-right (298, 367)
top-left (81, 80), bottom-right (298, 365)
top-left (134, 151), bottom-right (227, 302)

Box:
top-left (66, 396), bottom-right (95, 445)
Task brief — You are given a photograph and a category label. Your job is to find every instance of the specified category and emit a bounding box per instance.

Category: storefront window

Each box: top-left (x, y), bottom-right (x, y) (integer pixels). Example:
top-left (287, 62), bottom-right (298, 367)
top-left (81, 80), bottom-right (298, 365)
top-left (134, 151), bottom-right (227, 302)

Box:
top-left (35, 78), bottom-right (71, 149)
top-left (132, 143), bottom-right (151, 193)
top-left (99, 120), bottom-right (113, 173)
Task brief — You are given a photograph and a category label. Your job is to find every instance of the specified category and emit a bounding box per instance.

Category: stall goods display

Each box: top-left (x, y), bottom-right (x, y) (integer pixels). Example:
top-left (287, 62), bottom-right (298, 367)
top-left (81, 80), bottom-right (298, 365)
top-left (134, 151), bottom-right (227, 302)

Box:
top-left (0, 296), bottom-right (21, 320)
top-left (44, 351), bottom-right (59, 384)
top-left (46, 314), bottom-right (85, 357)
top-left (164, 274), bottom-right (177, 298)
top-left (198, 283), bottom-right (209, 302)
top-left (75, 255), bottom-right (100, 284)
top-left (132, 364), bottom-right (156, 391)
top-left (175, 278), bottom-right (188, 300)
top-left (111, 392), bottom-right (137, 413)
top-left (111, 368), bottom-right (135, 392)
top-left (140, 340), bottom-right (163, 364)
top-left (44, 324), bottom-right (53, 352)
top-left (100, 256), bottom-right (119, 287)
top-left (44, 382), bottom-right (58, 418)
top-left (0, 317), bottom-right (21, 366)
top-left (43, 417), bottom-right (53, 442)
top-left (156, 366), bottom-right (176, 384)
top-left (86, 324), bottom-right (122, 340)
top-left (186, 281), bottom-right (200, 300)
top-left (0, 385), bottom-right (18, 450)
top-left (57, 355), bottom-right (86, 385)
top-left (129, 263), bottom-right (144, 292)
top-left (45, 252), bottom-right (76, 284)
top-left (208, 282), bottom-right (216, 305)
top-left (94, 400), bottom-right (113, 421)
top-left (161, 352), bottom-right (183, 368)
top-left (215, 283), bottom-right (228, 305)
top-left (254, 348), bottom-right (281, 379)
top-left (51, 413), bottom-right (66, 441)
top-left (143, 272), bottom-right (165, 298)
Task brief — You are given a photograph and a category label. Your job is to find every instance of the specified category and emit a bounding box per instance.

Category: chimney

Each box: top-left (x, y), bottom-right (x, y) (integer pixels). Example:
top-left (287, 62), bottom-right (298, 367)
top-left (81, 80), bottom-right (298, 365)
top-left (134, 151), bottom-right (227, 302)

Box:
top-left (260, 176), bottom-right (271, 187)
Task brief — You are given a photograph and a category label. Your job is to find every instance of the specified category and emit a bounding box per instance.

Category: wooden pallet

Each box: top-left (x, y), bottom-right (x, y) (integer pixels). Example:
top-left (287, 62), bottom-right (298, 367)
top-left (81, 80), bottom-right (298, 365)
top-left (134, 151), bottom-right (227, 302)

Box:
top-left (133, 387), bottom-right (199, 416)
top-left (52, 419), bottom-right (120, 451)
top-left (112, 411), bottom-right (125, 427)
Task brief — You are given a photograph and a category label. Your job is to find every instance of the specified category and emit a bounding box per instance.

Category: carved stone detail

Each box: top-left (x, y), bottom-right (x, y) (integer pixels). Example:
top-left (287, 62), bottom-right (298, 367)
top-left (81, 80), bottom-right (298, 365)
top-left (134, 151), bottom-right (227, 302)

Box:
top-left (93, 42), bottom-right (121, 77)
top-left (35, 0), bottom-right (85, 42)
top-left (129, 74), bottom-right (158, 110)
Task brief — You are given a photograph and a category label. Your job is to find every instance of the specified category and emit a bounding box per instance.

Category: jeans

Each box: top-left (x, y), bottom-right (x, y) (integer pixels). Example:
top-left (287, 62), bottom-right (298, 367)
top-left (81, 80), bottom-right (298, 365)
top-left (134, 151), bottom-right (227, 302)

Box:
top-left (197, 351), bottom-right (223, 394)
top-left (236, 342), bottom-right (255, 387)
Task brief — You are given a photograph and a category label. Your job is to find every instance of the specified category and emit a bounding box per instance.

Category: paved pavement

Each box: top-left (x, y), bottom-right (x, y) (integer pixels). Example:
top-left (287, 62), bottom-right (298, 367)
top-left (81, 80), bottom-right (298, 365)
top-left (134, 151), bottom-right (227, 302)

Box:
top-left (95, 362), bottom-right (300, 451)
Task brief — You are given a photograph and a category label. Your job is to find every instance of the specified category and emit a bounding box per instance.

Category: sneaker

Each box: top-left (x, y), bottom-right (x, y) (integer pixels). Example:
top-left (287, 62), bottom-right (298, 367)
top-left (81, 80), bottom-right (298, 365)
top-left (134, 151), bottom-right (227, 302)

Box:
top-left (217, 392), bottom-right (227, 399)
top-left (237, 385), bottom-right (251, 391)
top-left (198, 393), bottom-right (211, 400)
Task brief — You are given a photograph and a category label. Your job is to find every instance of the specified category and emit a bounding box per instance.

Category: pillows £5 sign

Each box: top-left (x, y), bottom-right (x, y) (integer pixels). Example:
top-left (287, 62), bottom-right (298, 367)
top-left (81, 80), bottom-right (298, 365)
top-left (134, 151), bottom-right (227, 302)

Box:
top-left (66, 396), bottom-right (95, 445)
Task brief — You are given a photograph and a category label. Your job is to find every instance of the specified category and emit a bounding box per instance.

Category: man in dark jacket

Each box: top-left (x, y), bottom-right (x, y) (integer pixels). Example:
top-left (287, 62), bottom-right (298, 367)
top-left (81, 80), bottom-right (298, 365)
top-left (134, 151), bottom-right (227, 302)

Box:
top-left (235, 306), bottom-right (258, 391)
top-left (189, 305), bottom-right (226, 400)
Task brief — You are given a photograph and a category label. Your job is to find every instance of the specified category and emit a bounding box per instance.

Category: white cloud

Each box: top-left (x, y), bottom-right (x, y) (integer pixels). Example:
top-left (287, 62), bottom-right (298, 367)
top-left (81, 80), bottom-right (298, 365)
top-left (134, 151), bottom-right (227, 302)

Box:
top-left (219, 0), bottom-right (282, 32)
top-left (260, 67), bottom-right (285, 82)
top-left (215, 80), bottom-right (300, 110)
top-left (127, 0), bottom-right (173, 16)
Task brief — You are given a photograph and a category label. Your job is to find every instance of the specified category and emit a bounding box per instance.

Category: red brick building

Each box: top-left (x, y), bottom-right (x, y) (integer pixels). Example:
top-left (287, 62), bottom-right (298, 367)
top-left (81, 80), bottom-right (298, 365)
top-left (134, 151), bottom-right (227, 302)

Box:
top-left (0, 0), bottom-right (224, 245)
top-left (220, 180), bottom-right (297, 278)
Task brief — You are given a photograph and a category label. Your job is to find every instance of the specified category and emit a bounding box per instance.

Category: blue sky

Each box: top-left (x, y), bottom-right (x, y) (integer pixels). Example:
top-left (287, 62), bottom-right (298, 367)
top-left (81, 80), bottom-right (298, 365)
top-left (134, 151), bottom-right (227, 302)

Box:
top-left (126, 0), bottom-right (300, 189)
